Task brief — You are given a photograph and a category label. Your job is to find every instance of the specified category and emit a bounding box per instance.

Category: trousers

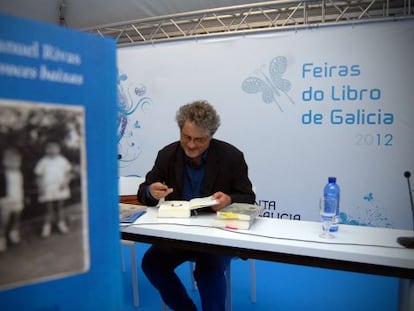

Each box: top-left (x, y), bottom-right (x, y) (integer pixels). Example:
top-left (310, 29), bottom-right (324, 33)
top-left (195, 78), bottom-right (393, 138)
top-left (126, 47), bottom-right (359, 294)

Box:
top-left (142, 244), bottom-right (231, 311)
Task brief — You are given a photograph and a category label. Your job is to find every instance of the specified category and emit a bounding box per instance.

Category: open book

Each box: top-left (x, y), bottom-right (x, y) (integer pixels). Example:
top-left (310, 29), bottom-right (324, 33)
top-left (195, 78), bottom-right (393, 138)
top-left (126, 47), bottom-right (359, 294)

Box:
top-left (157, 196), bottom-right (219, 218)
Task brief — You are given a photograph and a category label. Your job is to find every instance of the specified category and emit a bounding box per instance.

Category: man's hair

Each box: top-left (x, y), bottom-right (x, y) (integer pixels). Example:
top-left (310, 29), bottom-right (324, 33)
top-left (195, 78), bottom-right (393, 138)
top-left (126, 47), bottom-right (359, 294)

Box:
top-left (176, 100), bottom-right (221, 136)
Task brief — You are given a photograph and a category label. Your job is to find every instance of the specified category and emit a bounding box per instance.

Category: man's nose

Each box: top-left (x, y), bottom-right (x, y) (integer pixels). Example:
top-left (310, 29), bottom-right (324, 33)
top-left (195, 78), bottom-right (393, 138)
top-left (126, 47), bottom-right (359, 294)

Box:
top-left (187, 140), bottom-right (196, 148)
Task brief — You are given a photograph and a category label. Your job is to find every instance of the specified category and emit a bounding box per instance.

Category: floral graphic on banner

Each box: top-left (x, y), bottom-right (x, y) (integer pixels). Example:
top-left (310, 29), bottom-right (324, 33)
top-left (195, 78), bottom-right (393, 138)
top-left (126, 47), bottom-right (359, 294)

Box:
top-left (242, 56), bottom-right (294, 112)
top-left (340, 192), bottom-right (393, 228)
top-left (117, 72), bottom-right (152, 168)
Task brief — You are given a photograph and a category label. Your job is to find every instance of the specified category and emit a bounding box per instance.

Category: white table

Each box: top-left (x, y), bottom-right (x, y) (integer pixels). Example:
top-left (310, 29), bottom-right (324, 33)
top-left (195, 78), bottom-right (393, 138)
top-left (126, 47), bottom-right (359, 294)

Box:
top-left (121, 207), bottom-right (414, 310)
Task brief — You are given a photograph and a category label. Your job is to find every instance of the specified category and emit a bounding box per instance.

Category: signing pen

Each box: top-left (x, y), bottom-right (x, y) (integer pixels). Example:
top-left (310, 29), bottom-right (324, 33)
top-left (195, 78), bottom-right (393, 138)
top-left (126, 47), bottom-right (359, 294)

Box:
top-left (161, 181), bottom-right (168, 191)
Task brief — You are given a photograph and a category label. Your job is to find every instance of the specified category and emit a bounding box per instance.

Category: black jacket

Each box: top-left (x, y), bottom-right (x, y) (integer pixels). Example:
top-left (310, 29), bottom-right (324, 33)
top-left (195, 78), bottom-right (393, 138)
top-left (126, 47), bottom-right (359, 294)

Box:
top-left (137, 139), bottom-right (255, 207)
top-left (0, 169), bottom-right (6, 198)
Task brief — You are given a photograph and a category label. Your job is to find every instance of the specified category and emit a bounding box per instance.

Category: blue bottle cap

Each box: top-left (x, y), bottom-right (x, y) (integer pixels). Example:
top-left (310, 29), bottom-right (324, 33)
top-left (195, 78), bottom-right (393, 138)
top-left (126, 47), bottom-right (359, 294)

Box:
top-left (328, 177), bottom-right (337, 183)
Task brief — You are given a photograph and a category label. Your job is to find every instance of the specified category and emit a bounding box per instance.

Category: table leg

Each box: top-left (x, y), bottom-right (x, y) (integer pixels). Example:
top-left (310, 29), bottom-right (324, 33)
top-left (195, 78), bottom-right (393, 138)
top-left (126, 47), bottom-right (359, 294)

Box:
top-left (398, 278), bottom-right (413, 311)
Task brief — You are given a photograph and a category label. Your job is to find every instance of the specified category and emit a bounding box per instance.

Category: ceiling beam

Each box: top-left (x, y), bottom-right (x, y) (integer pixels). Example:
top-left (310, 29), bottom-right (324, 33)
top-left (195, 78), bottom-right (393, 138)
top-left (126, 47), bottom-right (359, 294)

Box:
top-left (84, 0), bottom-right (413, 46)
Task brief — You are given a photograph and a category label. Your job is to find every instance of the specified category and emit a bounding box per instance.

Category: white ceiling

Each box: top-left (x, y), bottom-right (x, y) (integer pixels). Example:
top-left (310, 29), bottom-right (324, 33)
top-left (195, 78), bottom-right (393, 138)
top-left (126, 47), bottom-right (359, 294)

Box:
top-left (0, 0), bottom-right (266, 29)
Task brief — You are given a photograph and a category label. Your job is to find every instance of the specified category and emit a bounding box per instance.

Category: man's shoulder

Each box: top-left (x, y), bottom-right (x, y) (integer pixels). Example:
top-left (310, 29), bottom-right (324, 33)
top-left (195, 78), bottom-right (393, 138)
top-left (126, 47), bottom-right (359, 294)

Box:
top-left (158, 141), bottom-right (180, 159)
top-left (210, 139), bottom-right (243, 156)
top-left (158, 141), bottom-right (181, 156)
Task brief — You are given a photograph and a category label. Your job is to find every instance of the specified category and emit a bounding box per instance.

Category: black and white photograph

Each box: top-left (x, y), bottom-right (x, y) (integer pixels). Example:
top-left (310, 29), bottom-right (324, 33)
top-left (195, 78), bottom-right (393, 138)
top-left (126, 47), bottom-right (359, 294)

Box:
top-left (0, 99), bottom-right (89, 290)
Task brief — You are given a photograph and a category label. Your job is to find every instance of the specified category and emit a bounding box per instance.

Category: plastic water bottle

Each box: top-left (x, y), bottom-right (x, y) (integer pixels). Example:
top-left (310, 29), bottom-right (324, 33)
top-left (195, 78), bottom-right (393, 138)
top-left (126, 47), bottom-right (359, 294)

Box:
top-left (324, 177), bottom-right (340, 232)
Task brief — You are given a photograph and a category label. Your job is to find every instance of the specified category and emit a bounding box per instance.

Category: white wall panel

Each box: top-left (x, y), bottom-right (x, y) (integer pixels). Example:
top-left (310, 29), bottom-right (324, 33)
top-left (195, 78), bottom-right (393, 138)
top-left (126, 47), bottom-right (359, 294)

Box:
top-left (117, 20), bottom-right (414, 229)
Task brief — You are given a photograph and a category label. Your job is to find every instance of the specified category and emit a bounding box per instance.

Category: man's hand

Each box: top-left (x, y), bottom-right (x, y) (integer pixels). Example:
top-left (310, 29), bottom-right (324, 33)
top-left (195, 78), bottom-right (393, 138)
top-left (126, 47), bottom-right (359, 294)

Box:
top-left (149, 182), bottom-right (173, 200)
top-left (211, 191), bottom-right (231, 211)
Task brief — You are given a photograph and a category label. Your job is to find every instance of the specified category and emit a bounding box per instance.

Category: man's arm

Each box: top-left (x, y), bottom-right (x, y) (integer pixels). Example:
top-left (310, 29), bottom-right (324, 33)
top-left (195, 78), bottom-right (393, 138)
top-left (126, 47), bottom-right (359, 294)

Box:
top-left (209, 145), bottom-right (255, 211)
top-left (137, 150), bottom-right (173, 206)
top-left (137, 157), bottom-right (162, 206)
top-left (0, 170), bottom-right (6, 198)
top-left (229, 152), bottom-right (256, 205)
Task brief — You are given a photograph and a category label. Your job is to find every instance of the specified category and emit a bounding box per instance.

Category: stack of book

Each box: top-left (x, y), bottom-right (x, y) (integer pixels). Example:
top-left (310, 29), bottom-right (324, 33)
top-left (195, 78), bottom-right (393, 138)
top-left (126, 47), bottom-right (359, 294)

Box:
top-left (213, 203), bottom-right (262, 230)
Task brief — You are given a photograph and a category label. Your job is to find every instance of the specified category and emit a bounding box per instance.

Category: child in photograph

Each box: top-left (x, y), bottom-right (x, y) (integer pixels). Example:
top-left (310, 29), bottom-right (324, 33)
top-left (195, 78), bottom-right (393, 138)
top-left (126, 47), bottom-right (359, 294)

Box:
top-left (0, 148), bottom-right (24, 252)
top-left (34, 142), bottom-right (72, 238)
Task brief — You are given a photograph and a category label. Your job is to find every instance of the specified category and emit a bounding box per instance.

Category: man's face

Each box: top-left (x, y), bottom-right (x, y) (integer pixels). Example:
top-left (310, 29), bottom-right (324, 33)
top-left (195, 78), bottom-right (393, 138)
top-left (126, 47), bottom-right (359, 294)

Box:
top-left (180, 121), bottom-right (211, 160)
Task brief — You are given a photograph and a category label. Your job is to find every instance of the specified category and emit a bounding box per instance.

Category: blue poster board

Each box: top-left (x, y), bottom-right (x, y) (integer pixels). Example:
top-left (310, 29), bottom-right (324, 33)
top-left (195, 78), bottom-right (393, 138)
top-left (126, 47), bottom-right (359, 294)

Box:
top-left (0, 13), bottom-right (122, 311)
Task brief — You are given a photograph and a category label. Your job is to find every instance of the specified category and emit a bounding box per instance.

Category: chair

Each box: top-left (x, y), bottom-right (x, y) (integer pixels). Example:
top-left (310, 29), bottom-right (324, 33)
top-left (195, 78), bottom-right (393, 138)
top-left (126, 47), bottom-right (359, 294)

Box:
top-left (121, 240), bottom-right (139, 308)
top-left (119, 176), bottom-right (146, 308)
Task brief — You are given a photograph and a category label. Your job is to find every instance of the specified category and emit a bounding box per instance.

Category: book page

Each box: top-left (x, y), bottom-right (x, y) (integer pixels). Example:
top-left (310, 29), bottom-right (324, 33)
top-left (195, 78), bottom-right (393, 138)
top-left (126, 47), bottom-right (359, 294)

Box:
top-left (158, 201), bottom-right (191, 218)
top-left (189, 196), bottom-right (219, 210)
top-left (159, 201), bottom-right (190, 209)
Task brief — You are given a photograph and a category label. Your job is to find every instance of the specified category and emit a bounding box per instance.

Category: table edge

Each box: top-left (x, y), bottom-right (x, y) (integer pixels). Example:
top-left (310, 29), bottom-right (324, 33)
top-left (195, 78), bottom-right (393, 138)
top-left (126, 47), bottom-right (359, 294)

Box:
top-left (121, 231), bottom-right (414, 279)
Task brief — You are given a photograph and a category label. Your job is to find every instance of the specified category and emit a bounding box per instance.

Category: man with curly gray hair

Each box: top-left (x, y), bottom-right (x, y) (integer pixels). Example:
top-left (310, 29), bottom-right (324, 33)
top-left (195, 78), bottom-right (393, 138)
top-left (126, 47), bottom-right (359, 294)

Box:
top-left (176, 100), bottom-right (221, 136)
top-left (138, 100), bottom-right (255, 311)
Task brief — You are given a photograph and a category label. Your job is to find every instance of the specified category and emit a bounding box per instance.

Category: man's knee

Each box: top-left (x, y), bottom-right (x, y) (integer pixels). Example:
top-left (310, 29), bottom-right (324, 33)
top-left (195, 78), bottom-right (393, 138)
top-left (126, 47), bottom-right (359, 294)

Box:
top-left (142, 246), bottom-right (178, 276)
top-left (141, 247), bottom-right (156, 276)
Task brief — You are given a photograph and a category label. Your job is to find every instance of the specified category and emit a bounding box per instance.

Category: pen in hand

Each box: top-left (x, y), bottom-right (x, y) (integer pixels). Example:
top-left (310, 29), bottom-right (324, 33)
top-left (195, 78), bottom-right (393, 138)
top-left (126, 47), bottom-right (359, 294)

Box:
top-left (150, 181), bottom-right (173, 200)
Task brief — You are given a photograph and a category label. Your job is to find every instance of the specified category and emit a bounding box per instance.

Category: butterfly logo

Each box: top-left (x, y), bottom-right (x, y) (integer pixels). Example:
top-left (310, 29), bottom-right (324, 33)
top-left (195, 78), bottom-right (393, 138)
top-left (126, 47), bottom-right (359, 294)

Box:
top-left (242, 56), bottom-right (294, 112)
top-left (363, 193), bottom-right (374, 202)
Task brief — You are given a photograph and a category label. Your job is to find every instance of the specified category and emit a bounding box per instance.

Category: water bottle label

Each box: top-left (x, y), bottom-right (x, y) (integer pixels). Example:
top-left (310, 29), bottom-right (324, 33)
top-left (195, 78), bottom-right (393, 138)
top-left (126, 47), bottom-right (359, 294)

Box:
top-left (330, 216), bottom-right (339, 232)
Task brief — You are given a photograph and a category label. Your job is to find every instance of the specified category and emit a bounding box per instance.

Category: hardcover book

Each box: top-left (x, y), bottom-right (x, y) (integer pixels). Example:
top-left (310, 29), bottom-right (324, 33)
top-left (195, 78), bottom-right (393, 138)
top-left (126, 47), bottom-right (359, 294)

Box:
top-left (213, 203), bottom-right (262, 230)
top-left (120, 203), bottom-right (146, 223)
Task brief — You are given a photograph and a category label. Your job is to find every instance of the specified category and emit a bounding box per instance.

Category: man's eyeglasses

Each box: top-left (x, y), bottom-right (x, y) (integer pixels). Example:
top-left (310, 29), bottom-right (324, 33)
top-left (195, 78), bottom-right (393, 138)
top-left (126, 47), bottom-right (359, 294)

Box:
top-left (181, 133), bottom-right (210, 145)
